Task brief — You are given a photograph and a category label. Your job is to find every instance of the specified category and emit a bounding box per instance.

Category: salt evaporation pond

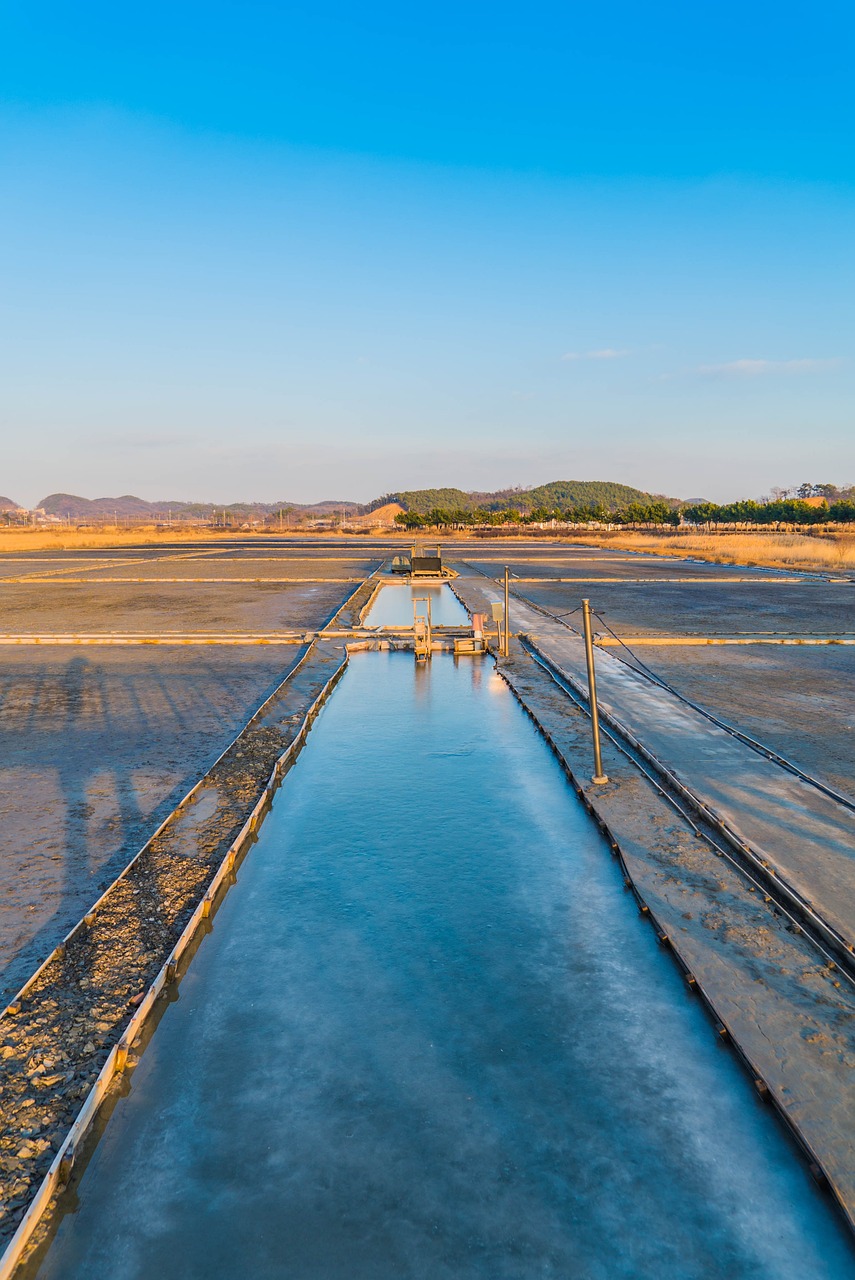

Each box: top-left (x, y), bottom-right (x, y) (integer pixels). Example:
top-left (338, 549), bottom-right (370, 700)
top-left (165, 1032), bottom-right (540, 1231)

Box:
top-left (32, 589), bottom-right (855, 1278)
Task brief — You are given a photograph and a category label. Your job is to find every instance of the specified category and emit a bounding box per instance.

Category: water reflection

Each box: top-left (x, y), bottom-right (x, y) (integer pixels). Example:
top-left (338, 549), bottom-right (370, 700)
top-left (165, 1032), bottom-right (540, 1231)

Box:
top-left (364, 583), bottom-right (469, 628)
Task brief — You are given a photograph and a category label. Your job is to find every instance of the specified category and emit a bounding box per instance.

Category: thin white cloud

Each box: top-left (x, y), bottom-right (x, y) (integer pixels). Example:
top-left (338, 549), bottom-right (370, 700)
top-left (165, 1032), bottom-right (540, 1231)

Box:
top-left (562, 348), bottom-right (631, 362)
top-left (697, 357), bottom-right (845, 378)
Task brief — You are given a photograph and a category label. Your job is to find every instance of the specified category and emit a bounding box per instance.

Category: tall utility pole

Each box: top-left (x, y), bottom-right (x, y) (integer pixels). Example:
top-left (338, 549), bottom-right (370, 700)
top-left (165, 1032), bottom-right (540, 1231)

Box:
top-left (581, 599), bottom-right (608, 784)
top-left (503, 566), bottom-right (510, 657)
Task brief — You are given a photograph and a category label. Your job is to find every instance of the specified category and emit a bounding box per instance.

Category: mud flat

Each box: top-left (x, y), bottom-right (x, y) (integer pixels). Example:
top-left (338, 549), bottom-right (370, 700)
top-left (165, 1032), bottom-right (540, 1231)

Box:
top-left (614, 643), bottom-right (855, 799)
top-left (0, 581), bottom-right (355, 636)
top-left (0, 549), bottom-right (379, 996)
top-left (0, 646), bottom-right (305, 998)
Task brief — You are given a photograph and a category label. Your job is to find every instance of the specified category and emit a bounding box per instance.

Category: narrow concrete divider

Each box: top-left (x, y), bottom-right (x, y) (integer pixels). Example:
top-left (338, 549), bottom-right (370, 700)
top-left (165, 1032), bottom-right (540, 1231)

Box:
top-left (356, 577), bottom-right (385, 625)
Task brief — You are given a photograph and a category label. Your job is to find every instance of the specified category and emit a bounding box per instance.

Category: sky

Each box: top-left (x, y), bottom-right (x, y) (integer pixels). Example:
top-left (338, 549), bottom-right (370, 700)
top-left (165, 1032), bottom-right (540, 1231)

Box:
top-left (1, 1), bottom-right (853, 505)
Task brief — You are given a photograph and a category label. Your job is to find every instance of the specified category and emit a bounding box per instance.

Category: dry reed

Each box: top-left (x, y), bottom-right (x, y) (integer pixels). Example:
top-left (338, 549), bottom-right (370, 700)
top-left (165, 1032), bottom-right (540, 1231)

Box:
top-left (566, 530), bottom-right (855, 573)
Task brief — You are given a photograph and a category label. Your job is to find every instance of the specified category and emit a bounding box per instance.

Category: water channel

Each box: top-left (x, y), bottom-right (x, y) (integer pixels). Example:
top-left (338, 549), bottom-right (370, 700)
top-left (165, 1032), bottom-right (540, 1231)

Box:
top-left (363, 581), bottom-right (470, 627)
top-left (31, 587), bottom-right (855, 1278)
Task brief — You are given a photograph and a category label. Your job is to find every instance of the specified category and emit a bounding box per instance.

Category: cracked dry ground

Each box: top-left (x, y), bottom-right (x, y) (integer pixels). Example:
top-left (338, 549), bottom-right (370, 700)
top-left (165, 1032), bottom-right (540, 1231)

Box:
top-left (0, 640), bottom-right (348, 1247)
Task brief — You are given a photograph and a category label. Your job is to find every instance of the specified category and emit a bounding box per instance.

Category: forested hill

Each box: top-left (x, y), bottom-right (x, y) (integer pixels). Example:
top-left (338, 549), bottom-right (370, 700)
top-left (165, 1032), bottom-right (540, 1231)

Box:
top-left (524, 480), bottom-right (659, 511)
top-left (369, 480), bottom-right (669, 516)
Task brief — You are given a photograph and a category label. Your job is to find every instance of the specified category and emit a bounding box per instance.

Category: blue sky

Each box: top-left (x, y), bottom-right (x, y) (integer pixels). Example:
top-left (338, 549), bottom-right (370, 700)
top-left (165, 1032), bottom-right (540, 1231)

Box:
top-left (1, 1), bottom-right (853, 504)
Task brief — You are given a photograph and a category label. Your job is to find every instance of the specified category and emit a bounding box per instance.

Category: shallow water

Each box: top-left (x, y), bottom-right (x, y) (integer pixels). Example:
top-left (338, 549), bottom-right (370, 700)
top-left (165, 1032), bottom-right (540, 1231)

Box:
top-left (34, 644), bottom-right (855, 1278)
top-left (364, 582), bottom-right (469, 627)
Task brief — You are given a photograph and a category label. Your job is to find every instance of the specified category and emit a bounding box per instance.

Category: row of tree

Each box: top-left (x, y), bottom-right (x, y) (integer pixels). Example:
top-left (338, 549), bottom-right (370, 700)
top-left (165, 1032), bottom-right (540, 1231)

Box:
top-left (683, 499), bottom-right (855, 525)
top-left (394, 497), bottom-right (855, 530)
top-left (395, 501), bottom-right (681, 529)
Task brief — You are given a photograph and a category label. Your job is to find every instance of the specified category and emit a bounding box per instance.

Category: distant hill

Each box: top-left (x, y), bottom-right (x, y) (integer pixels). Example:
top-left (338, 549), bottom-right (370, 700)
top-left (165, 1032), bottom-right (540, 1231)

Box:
top-left (370, 480), bottom-right (674, 516)
top-left (37, 493), bottom-right (362, 521)
top-left (523, 480), bottom-right (660, 511)
top-left (32, 479), bottom-right (685, 523)
top-left (0, 495), bottom-right (19, 511)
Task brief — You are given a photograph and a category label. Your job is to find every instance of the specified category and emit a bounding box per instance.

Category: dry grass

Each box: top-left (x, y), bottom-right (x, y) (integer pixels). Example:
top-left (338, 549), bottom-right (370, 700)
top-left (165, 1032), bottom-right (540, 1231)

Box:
top-left (0, 526), bottom-right (227, 551)
top-left (565, 530), bottom-right (855, 573)
top-left (0, 526), bottom-right (424, 552)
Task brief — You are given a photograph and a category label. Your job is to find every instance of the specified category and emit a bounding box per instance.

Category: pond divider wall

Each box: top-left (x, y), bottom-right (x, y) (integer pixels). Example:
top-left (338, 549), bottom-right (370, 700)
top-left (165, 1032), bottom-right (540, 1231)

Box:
top-left (494, 641), bottom-right (855, 1238)
top-left (521, 636), bottom-right (855, 972)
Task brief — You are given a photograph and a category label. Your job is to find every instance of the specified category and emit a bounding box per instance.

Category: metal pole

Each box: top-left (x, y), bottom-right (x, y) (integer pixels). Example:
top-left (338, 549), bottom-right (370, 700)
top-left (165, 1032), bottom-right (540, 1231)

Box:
top-left (503, 566), bottom-right (510, 657)
top-left (582, 599), bottom-right (609, 784)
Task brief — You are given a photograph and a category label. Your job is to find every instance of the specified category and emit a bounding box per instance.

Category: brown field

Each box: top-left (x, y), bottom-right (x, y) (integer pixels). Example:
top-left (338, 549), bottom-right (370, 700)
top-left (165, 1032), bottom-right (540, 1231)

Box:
top-left (0, 525), bottom-right (412, 551)
top-left (0, 526), bottom-right (224, 551)
top-left (564, 530), bottom-right (855, 573)
top-left (5, 525), bottom-right (855, 574)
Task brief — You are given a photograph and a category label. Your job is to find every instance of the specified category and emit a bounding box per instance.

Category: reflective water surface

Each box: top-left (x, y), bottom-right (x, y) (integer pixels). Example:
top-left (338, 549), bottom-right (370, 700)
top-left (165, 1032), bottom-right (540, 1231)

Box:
top-left (364, 582), bottom-right (469, 627)
top-left (35, 647), bottom-right (855, 1279)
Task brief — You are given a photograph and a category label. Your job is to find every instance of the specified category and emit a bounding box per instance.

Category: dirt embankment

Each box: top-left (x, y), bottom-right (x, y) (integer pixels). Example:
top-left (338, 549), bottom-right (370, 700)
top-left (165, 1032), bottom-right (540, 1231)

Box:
top-left (497, 646), bottom-right (855, 1229)
top-left (0, 640), bottom-right (347, 1249)
top-left (0, 647), bottom-right (305, 999)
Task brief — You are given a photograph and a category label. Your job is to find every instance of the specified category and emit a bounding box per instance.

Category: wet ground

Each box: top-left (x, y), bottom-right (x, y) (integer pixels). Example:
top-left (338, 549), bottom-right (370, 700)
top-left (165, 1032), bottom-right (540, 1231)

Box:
top-left (29, 649), bottom-right (855, 1279)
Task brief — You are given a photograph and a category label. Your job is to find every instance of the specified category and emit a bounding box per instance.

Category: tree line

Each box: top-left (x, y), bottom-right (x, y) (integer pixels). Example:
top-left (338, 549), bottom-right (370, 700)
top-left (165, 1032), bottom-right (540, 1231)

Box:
top-left (395, 497), bottom-right (855, 530)
top-left (395, 501), bottom-right (681, 529)
top-left (682, 499), bottom-right (855, 526)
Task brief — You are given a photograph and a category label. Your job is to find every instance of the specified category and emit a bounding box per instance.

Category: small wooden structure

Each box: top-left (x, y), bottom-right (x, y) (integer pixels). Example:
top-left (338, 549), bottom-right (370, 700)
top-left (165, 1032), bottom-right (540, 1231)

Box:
top-left (413, 596), bottom-right (432, 662)
top-left (453, 612), bottom-right (487, 657)
top-left (411, 544), bottom-right (444, 578)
